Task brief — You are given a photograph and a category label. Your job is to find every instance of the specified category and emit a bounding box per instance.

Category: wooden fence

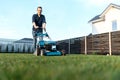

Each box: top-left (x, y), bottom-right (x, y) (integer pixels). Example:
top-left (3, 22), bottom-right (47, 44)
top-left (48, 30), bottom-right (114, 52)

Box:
top-left (57, 31), bottom-right (120, 55)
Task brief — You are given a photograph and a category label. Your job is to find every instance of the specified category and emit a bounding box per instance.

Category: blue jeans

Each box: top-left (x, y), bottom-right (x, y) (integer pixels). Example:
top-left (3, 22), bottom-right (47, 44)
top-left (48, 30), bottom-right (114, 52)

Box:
top-left (32, 30), bottom-right (43, 51)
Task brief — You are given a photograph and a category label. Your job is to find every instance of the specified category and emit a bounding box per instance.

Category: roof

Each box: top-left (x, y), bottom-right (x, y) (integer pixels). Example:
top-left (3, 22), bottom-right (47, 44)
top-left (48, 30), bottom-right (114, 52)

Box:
top-left (13, 38), bottom-right (33, 44)
top-left (0, 38), bottom-right (33, 44)
top-left (21, 38), bottom-right (33, 41)
top-left (0, 38), bottom-right (16, 44)
top-left (88, 15), bottom-right (100, 23)
top-left (88, 3), bottom-right (120, 23)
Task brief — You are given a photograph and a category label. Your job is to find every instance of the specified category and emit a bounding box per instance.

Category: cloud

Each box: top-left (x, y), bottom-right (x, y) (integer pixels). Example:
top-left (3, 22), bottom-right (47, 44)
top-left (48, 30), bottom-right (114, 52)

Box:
top-left (74, 0), bottom-right (120, 7)
top-left (88, 0), bottom-right (120, 6)
top-left (0, 29), bottom-right (17, 39)
top-left (0, 16), bottom-right (19, 39)
top-left (0, 15), bottom-right (9, 25)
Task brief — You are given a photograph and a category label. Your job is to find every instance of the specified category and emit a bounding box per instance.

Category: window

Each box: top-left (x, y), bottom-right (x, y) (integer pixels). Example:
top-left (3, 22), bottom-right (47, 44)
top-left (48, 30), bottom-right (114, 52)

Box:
top-left (112, 20), bottom-right (117, 31)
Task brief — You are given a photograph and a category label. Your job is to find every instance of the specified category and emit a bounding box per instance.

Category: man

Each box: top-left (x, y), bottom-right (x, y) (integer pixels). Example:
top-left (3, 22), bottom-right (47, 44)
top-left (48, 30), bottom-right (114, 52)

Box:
top-left (32, 6), bottom-right (46, 51)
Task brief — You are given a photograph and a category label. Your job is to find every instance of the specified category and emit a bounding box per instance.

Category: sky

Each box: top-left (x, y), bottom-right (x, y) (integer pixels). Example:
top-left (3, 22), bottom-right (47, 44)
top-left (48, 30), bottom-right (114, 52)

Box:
top-left (0, 0), bottom-right (120, 40)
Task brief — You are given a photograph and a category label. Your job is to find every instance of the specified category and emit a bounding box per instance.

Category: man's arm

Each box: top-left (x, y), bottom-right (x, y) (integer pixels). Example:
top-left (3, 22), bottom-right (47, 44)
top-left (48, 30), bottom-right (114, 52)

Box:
top-left (42, 23), bottom-right (46, 32)
top-left (32, 14), bottom-right (39, 29)
top-left (32, 22), bottom-right (39, 29)
top-left (42, 15), bottom-right (46, 32)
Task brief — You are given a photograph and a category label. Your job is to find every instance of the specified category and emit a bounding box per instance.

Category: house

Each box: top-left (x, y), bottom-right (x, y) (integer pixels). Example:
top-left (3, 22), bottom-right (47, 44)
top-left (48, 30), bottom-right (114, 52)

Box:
top-left (0, 38), bottom-right (33, 53)
top-left (13, 38), bottom-right (33, 44)
top-left (89, 3), bottom-right (120, 34)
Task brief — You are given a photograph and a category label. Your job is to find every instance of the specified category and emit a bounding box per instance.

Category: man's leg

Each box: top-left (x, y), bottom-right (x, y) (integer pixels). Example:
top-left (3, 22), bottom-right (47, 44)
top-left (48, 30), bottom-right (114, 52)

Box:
top-left (37, 30), bottom-right (44, 56)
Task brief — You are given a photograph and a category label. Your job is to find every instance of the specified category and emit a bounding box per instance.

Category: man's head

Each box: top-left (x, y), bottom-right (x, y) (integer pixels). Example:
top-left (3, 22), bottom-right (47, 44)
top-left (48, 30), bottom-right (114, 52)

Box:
top-left (37, 6), bottom-right (42, 15)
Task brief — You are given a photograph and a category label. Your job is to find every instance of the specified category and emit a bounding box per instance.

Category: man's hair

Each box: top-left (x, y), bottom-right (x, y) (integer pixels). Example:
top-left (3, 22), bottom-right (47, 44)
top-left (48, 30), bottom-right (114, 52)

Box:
top-left (37, 6), bottom-right (42, 10)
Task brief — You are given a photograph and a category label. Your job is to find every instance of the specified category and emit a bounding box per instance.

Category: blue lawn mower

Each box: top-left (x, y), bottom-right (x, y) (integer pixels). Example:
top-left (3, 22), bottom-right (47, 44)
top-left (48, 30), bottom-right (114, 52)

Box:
top-left (34, 32), bottom-right (65, 56)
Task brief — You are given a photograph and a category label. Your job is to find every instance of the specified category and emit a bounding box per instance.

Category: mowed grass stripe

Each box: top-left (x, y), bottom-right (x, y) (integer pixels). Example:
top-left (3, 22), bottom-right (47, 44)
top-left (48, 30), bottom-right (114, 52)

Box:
top-left (0, 54), bottom-right (120, 80)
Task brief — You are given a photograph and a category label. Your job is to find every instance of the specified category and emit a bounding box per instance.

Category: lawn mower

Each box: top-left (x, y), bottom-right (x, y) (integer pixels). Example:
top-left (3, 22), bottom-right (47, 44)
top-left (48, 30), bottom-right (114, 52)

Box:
top-left (33, 32), bottom-right (65, 56)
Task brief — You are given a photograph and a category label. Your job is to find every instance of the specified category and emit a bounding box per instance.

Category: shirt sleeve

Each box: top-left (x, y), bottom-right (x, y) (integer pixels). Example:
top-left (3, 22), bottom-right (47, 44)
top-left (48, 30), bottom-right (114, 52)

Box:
top-left (32, 14), bottom-right (35, 23)
top-left (42, 15), bottom-right (46, 23)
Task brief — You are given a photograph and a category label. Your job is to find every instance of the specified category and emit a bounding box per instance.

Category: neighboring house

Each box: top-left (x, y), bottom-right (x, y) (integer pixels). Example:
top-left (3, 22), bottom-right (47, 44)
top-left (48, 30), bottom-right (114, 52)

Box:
top-left (0, 38), bottom-right (33, 53)
top-left (89, 3), bottom-right (120, 34)
top-left (13, 38), bottom-right (33, 44)
top-left (13, 38), bottom-right (33, 53)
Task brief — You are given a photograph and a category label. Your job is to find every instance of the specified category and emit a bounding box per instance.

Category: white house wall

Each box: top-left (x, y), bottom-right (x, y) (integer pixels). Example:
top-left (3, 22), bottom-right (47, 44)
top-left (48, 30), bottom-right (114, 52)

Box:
top-left (92, 7), bottom-right (120, 34)
top-left (92, 21), bottom-right (106, 34)
top-left (105, 7), bottom-right (120, 31)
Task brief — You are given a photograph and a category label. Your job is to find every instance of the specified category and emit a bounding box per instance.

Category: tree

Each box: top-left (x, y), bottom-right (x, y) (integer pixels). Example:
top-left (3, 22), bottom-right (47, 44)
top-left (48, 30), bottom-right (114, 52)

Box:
top-left (11, 45), bottom-right (14, 53)
top-left (5, 44), bottom-right (8, 53)
top-left (23, 44), bottom-right (25, 53)
top-left (0, 45), bottom-right (1, 53)
top-left (28, 47), bottom-right (31, 53)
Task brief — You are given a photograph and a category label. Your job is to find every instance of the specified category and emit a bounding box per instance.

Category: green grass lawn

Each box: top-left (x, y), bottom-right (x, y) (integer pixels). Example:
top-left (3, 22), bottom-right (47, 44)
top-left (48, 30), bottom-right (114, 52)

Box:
top-left (0, 53), bottom-right (120, 80)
